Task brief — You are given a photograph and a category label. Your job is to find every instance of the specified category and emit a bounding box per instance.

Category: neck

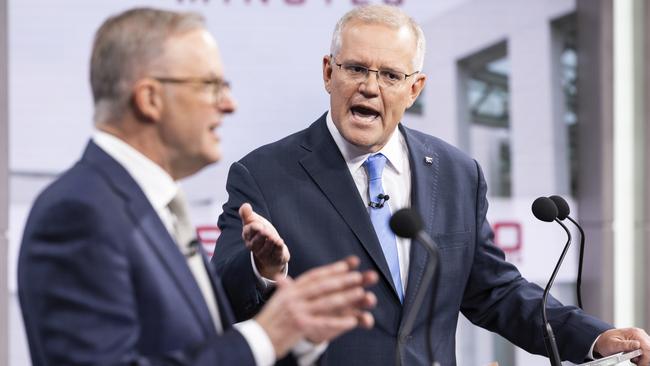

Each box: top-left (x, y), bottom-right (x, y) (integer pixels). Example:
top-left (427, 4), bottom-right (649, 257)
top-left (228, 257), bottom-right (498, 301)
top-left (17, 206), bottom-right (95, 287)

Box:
top-left (96, 121), bottom-right (179, 180)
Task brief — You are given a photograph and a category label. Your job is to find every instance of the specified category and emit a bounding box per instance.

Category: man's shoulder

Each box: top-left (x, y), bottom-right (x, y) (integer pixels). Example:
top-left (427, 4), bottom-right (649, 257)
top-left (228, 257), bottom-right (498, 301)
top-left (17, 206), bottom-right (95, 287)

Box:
top-left (30, 140), bottom-right (135, 218)
top-left (401, 125), bottom-right (476, 166)
top-left (31, 158), bottom-right (111, 212)
top-left (240, 115), bottom-right (326, 162)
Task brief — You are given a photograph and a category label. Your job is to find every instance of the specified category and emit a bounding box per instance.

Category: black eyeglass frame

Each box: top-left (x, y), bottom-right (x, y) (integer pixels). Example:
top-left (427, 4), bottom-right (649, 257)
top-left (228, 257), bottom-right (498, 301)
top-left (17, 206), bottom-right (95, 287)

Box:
top-left (331, 56), bottom-right (419, 85)
top-left (152, 76), bottom-right (231, 98)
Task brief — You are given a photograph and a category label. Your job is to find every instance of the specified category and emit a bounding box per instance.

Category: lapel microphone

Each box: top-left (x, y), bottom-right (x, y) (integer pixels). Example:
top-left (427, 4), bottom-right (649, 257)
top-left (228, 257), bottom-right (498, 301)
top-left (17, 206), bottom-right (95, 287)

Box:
top-left (369, 193), bottom-right (390, 208)
top-left (184, 239), bottom-right (200, 258)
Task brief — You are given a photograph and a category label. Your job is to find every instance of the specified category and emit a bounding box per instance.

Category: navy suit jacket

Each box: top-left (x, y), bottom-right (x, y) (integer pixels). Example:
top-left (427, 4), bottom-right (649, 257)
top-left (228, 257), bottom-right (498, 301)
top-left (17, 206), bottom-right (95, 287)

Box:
top-left (213, 114), bottom-right (612, 365)
top-left (18, 141), bottom-right (256, 366)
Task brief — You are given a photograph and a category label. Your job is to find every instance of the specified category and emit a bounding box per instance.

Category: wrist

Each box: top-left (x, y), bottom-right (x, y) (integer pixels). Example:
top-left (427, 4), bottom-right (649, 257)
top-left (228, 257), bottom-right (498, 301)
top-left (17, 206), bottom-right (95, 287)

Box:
top-left (255, 258), bottom-right (286, 279)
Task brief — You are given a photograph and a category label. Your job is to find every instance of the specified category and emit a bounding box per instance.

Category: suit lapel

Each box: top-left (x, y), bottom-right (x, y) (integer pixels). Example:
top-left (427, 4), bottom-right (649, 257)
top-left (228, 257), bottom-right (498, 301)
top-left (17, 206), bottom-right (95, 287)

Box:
top-left (399, 126), bottom-right (439, 318)
top-left (202, 254), bottom-right (236, 328)
top-left (298, 116), bottom-right (398, 298)
top-left (82, 141), bottom-right (217, 337)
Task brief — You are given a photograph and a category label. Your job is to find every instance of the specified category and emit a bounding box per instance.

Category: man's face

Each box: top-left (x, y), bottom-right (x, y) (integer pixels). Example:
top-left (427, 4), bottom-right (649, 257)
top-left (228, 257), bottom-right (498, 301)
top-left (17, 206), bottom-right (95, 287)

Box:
top-left (155, 29), bottom-right (236, 179)
top-left (323, 21), bottom-right (426, 153)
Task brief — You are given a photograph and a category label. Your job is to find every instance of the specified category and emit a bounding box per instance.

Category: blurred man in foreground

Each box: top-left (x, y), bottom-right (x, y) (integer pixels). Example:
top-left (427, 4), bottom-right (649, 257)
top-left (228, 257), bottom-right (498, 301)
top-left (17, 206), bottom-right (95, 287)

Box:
top-left (213, 4), bottom-right (650, 365)
top-left (18, 8), bottom-right (376, 366)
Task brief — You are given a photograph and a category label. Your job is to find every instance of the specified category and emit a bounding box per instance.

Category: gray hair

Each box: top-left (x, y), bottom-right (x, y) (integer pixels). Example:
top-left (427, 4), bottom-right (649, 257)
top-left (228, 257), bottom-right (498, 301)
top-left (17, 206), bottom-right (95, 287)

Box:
top-left (330, 5), bottom-right (426, 72)
top-left (90, 7), bottom-right (205, 122)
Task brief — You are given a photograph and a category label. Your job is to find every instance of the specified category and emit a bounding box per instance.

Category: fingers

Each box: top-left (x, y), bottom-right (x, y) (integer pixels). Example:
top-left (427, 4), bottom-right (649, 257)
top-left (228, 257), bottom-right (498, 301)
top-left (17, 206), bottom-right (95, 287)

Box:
top-left (595, 328), bottom-right (650, 365)
top-left (294, 256), bottom-right (359, 285)
top-left (239, 203), bottom-right (289, 275)
top-left (238, 203), bottom-right (254, 224)
top-left (357, 311), bottom-right (375, 329)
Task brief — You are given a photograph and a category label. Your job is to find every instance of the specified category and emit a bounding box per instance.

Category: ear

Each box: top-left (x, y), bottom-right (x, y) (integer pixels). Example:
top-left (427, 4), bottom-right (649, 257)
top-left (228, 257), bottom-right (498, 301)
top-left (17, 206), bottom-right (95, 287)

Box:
top-left (322, 55), bottom-right (334, 94)
top-left (131, 78), bottom-right (164, 122)
top-left (406, 73), bottom-right (427, 108)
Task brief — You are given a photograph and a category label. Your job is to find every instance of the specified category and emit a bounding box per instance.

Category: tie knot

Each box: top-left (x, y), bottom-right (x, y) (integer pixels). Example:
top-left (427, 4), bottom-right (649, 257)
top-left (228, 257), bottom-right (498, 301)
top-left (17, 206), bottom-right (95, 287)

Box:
top-left (168, 191), bottom-right (188, 217)
top-left (167, 189), bottom-right (195, 250)
top-left (364, 153), bottom-right (387, 181)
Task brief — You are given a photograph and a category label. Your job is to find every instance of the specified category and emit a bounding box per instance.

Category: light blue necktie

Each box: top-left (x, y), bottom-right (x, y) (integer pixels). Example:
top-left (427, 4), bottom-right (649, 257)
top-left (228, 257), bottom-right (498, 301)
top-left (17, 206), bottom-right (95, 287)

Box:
top-left (364, 153), bottom-right (404, 302)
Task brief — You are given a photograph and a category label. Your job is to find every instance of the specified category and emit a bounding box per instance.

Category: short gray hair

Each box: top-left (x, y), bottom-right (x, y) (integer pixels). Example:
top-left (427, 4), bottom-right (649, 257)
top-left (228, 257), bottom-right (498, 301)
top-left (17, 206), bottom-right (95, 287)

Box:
top-left (90, 7), bottom-right (205, 122)
top-left (330, 5), bottom-right (426, 72)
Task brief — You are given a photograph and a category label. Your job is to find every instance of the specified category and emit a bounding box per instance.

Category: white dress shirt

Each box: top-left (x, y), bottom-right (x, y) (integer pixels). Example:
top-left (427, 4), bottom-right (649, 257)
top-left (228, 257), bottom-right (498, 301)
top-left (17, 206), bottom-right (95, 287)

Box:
top-left (92, 131), bottom-right (275, 366)
top-left (325, 112), bottom-right (412, 291)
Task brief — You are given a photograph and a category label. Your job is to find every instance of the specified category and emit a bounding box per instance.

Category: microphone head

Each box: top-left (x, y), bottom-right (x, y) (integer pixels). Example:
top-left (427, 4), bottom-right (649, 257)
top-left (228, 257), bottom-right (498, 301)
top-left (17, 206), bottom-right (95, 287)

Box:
top-left (531, 197), bottom-right (558, 222)
top-left (390, 208), bottom-right (423, 239)
top-left (548, 195), bottom-right (570, 220)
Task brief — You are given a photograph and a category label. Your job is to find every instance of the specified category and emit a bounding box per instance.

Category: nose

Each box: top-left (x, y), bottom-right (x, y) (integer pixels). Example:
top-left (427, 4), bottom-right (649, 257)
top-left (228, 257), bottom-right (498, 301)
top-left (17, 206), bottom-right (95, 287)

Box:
top-left (216, 88), bottom-right (237, 114)
top-left (358, 71), bottom-right (380, 97)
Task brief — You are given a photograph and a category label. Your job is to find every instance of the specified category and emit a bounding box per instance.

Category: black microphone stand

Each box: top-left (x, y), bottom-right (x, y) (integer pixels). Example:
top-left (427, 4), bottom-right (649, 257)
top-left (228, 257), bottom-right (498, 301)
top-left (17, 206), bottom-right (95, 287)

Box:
top-left (542, 218), bottom-right (572, 366)
top-left (396, 230), bottom-right (439, 366)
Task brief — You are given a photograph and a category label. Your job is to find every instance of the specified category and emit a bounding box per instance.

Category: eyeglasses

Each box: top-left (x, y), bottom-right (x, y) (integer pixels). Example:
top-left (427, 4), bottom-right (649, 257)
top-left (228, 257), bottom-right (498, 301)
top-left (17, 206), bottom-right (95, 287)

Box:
top-left (152, 76), bottom-right (231, 101)
top-left (332, 58), bottom-right (419, 88)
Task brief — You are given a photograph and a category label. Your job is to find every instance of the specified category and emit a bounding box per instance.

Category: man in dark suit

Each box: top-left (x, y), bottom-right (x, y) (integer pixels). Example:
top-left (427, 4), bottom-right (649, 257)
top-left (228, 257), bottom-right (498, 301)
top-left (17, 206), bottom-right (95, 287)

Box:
top-left (18, 7), bottom-right (378, 366)
top-left (213, 4), bottom-right (650, 365)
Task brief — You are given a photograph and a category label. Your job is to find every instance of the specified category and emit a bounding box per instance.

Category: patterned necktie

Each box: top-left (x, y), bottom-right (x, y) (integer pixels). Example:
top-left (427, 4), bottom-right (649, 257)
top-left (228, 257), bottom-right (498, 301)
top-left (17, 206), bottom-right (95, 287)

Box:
top-left (168, 190), bottom-right (223, 332)
top-left (364, 153), bottom-right (404, 302)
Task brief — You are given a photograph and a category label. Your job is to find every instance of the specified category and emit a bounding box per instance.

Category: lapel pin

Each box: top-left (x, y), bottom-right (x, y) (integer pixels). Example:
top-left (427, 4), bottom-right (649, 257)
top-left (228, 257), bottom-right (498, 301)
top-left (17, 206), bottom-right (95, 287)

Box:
top-left (424, 156), bottom-right (433, 165)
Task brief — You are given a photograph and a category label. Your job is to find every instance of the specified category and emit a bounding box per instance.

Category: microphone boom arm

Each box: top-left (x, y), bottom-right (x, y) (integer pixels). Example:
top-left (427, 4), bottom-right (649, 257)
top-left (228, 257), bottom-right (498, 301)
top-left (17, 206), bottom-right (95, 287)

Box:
top-left (542, 219), bottom-right (572, 366)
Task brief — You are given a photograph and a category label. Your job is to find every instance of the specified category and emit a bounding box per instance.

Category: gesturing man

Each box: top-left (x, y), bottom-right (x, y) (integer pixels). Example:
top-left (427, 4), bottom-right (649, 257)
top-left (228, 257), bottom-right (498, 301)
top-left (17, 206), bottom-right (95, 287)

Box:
top-left (213, 4), bottom-right (650, 365)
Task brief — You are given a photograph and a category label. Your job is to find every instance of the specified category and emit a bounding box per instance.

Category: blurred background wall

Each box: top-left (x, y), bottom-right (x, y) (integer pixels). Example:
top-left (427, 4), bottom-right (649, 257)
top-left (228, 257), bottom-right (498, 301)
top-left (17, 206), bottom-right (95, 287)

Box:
top-left (1, 0), bottom-right (647, 365)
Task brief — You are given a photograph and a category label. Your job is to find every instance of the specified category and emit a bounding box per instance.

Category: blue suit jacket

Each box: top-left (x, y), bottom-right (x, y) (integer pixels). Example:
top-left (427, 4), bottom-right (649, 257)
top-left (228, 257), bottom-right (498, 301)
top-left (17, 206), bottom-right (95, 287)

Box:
top-left (18, 141), bottom-right (256, 366)
top-left (213, 114), bottom-right (612, 365)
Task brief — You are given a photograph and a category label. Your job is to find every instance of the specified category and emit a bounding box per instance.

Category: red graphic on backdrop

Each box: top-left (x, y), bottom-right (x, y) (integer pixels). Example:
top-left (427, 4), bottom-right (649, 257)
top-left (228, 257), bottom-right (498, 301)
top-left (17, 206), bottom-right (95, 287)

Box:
top-left (493, 221), bottom-right (522, 262)
top-left (196, 225), bottom-right (221, 258)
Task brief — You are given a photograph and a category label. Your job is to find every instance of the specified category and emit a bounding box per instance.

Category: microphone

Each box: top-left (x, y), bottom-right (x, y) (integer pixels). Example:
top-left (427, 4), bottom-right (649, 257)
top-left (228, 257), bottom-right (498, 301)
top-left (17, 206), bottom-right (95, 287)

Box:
top-left (390, 208), bottom-right (439, 366)
top-left (184, 239), bottom-right (200, 258)
top-left (531, 197), bottom-right (572, 366)
top-left (548, 195), bottom-right (585, 309)
top-left (369, 193), bottom-right (390, 208)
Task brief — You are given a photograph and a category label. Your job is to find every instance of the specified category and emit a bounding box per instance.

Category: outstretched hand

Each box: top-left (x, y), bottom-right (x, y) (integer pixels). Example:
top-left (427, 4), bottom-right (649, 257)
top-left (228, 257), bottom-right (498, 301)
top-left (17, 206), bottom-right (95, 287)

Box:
top-left (239, 203), bottom-right (290, 279)
top-left (594, 327), bottom-right (650, 365)
top-left (255, 256), bottom-right (378, 358)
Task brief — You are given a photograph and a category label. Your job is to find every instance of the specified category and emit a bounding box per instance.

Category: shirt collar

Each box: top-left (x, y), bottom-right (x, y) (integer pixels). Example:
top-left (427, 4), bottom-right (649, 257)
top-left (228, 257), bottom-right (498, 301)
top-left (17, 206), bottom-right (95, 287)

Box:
top-left (92, 130), bottom-right (178, 211)
top-left (325, 111), bottom-right (407, 175)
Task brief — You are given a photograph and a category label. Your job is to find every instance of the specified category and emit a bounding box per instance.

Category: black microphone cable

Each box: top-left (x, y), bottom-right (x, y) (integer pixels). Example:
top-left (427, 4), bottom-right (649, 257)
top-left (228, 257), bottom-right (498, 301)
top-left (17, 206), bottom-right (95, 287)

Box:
top-left (548, 195), bottom-right (585, 309)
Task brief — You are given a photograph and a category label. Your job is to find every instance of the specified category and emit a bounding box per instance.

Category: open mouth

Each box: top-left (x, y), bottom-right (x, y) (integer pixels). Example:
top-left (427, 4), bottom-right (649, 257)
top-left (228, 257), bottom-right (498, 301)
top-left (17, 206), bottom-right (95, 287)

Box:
top-left (209, 123), bottom-right (221, 139)
top-left (350, 105), bottom-right (381, 122)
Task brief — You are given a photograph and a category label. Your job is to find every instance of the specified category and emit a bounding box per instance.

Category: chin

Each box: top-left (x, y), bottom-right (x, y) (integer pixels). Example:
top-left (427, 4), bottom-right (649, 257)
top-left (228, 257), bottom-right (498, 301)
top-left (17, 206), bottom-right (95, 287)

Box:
top-left (342, 132), bottom-right (380, 150)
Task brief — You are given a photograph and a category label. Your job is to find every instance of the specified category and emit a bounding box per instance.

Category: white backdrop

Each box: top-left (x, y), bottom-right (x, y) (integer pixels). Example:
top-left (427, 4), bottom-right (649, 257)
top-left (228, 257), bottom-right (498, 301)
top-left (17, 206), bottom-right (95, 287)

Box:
top-left (8, 0), bottom-right (582, 292)
top-left (9, 0), bottom-right (466, 204)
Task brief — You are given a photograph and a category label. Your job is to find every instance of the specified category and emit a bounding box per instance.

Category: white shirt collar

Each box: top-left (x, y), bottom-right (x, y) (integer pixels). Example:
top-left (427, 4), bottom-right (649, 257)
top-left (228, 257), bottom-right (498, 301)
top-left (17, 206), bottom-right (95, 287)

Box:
top-left (325, 111), bottom-right (407, 175)
top-left (92, 130), bottom-right (178, 211)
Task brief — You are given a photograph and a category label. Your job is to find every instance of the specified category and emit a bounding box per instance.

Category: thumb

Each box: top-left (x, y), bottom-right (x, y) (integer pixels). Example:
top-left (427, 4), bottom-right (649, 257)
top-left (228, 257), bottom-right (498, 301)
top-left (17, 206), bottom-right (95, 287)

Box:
top-left (238, 203), bottom-right (255, 224)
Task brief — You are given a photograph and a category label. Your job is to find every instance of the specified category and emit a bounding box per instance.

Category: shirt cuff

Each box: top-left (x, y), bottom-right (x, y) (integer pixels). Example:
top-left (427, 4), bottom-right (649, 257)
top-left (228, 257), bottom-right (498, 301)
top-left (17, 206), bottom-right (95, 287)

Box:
top-left (234, 320), bottom-right (276, 366)
top-left (292, 338), bottom-right (328, 366)
top-left (250, 252), bottom-right (288, 291)
top-left (587, 335), bottom-right (602, 360)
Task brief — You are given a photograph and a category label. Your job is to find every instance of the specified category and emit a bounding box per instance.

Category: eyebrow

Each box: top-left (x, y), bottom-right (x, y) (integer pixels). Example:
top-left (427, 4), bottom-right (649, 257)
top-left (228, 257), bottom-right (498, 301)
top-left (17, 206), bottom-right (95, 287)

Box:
top-left (339, 58), bottom-right (407, 74)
